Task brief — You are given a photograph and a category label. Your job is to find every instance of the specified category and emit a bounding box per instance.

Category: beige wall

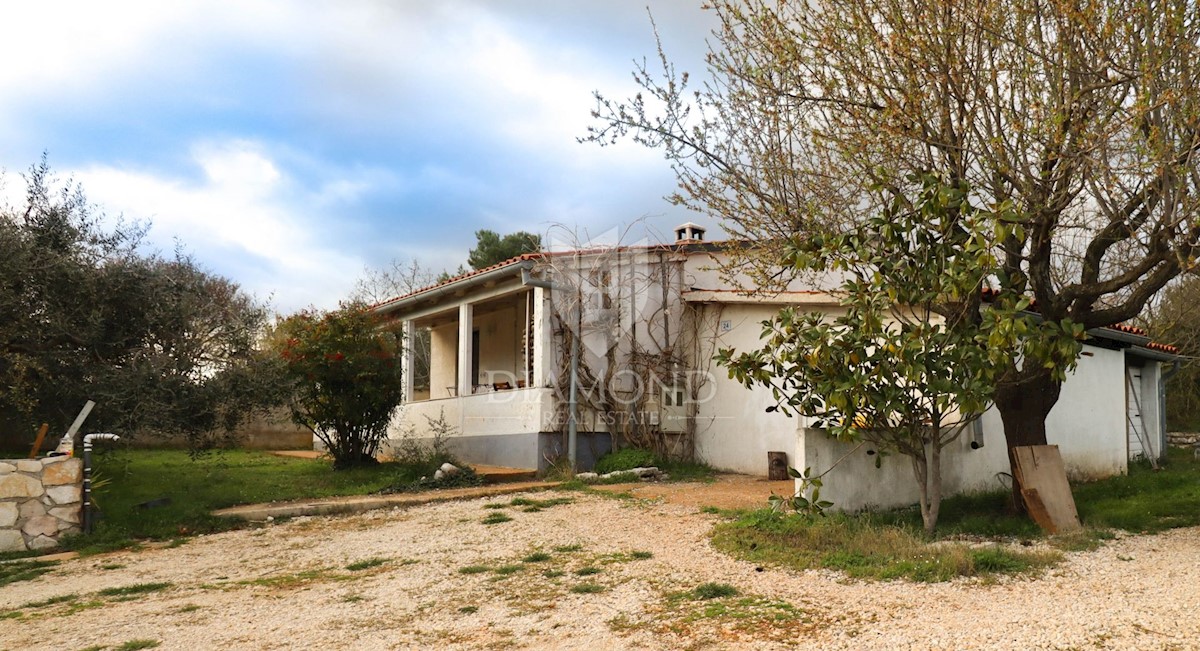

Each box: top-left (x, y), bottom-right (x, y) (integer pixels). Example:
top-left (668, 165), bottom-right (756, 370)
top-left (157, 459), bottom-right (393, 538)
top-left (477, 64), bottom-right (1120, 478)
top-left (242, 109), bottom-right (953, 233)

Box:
top-left (429, 322), bottom-right (458, 399)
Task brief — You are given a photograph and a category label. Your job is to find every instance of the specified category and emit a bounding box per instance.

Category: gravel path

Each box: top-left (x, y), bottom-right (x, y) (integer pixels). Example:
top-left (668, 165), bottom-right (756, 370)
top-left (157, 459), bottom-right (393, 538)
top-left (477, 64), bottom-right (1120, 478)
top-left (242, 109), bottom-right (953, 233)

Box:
top-left (2, 490), bottom-right (1199, 650)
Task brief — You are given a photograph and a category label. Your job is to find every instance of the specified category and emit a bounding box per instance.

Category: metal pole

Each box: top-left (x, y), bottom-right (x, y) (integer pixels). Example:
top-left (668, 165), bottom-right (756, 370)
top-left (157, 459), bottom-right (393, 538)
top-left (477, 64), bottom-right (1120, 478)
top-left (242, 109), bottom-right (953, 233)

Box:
top-left (82, 433), bottom-right (120, 534)
top-left (568, 305), bottom-right (580, 471)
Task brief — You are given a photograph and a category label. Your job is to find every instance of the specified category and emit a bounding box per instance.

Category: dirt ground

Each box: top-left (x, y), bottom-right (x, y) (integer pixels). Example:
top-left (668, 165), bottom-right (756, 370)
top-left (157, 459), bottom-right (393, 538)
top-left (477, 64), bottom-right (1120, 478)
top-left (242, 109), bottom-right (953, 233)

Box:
top-left (2, 484), bottom-right (1199, 651)
top-left (592, 474), bottom-right (795, 510)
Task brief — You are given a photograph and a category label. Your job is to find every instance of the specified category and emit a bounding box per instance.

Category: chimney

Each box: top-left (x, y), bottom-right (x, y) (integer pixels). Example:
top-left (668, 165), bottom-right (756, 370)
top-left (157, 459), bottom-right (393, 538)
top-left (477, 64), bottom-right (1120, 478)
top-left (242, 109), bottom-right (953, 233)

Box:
top-left (674, 222), bottom-right (706, 243)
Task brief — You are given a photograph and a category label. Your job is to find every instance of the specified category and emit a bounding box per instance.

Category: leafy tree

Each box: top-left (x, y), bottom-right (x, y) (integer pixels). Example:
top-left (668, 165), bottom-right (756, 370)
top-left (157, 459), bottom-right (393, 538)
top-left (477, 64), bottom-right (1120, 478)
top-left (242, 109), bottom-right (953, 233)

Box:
top-left (466, 229), bottom-right (541, 270)
top-left (1144, 277), bottom-right (1200, 429)
top-left (0, 159), bottom-right (281, 447)
top-left (275, 304), bottom-right (404, 468)
top-left (720, 178), bottom-right (1027, 532)
top-left (590, 0), bottom-right (1200, 485)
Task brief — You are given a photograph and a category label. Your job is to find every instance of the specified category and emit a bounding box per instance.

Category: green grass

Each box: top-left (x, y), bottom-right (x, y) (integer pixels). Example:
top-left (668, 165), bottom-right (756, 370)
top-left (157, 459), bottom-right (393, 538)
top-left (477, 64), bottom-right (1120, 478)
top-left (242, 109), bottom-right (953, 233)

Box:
top-left (594, 448), bottom-right (656, 474)
top-left (553, 543), bottom-right (583, 553)
top-left (0, 559), bottom-right (58, 587)
top-left (630, 550), bottom-right (653, 560)
top-left (522, 551), bottom-right (552, 563)
top-left (493, 564), bottom-right (523, 576)
top-left (114, 640), bottom-right (160, 650)
top-left (507, 496), bottom-right (574, 511)
top-left (657, 460), bottom-right (719, 483)
top-left (96, 582), bottom-right (172, 597)
top-left (345, 557), bottom-right (388, 571)
top-left (59, 449), bottom-right (413, 554)
top-left (482, 512), bottom-right (513, 525)
top-left (711, 510), bottom-right (1060, 582)
top-left (691, 582), bottom-right (739, 600)
top-left (748, 446), bottom-right (1200, 582)
top-left (574, 566), bottom-right (601, 576)
top-left (1072, 448), bottom-right (1200, 533)
top-left (458, 565), bottom-right (490, 575)
top-left (570, 583), bottom-right (605, 594)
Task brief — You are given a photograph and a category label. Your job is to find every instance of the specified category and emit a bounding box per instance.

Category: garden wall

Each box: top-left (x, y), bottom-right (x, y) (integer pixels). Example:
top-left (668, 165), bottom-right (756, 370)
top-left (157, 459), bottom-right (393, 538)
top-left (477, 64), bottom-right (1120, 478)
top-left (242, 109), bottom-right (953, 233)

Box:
top-left (1167, 432), bottom-right (1200, 449)
top-left (0, 456), bottom-right (82, 552)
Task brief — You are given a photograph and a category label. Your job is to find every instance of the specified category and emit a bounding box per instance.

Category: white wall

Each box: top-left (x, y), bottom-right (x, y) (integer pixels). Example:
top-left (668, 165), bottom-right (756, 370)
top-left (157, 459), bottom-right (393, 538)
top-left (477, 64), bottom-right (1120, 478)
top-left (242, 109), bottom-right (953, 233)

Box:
top-left (1044, 344), bottom-right (1128, 480)
top-left (692, 302), bottom-right (817, 475)
top-left (793, 342), bottom-right (1133, 511)
top-left (388, 388), bottom-right (555, 440)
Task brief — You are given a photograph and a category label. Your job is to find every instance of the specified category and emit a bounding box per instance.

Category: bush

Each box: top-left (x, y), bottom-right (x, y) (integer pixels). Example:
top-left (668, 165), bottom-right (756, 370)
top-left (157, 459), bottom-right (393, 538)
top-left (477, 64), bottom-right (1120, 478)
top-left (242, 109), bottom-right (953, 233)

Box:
top-left (274, 304), bottom-right (404, 469)
top-left (594, 448), bottom-right (656, 475)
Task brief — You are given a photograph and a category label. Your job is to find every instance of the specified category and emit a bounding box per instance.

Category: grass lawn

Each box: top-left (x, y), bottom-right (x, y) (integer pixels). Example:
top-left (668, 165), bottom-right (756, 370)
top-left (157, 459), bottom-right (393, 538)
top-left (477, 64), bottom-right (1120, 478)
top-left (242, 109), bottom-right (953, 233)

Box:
top-left (59, 449), bottom-right (417, 554)
top-left (710, 447), bottom-right (1200, 582)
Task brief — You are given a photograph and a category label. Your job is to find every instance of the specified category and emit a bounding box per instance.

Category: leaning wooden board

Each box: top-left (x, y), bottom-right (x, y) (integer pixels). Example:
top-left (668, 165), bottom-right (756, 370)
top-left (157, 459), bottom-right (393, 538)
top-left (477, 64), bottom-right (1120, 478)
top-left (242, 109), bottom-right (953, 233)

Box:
top-left (1013, 445), bottom-right (1081, 534)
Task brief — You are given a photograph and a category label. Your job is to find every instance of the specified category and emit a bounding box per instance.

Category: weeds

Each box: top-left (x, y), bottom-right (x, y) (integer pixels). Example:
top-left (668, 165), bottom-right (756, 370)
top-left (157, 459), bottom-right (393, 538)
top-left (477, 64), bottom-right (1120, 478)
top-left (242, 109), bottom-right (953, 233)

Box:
top-left (570, 583), bottom-right (605, 594)
top-left (482, 512), bottom-right (512, 525)
top-left (96, 582), bottom-right (173, 597)
top-left (0, 559), bottom-right (57, 587)
top-left (345, 557), bottom-right (388, 571)
top-left (691, 583), bottom-right (739, 600)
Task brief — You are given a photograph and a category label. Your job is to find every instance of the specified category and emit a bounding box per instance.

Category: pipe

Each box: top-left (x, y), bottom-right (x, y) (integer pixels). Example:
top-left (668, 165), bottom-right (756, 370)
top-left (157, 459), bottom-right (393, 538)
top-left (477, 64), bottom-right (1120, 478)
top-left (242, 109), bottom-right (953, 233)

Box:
top-left (82, 433), bottom-right (120, 534)
top-left (521, 267), bottom-right (581, 471)
top-left (1160, 360), bottom-right (1182, 462)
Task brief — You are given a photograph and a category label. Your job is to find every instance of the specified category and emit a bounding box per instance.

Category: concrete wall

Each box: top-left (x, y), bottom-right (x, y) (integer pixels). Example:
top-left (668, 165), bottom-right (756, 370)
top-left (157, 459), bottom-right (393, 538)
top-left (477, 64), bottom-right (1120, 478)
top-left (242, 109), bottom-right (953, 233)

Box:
top-left (692, 302), bottom-right (825, 475)
top-left (0, 456), bottom-right (82, 552)
top-left (386, 388), bottom-right (556, 470)
top-left (793, 342), bottom-right (1135, 511)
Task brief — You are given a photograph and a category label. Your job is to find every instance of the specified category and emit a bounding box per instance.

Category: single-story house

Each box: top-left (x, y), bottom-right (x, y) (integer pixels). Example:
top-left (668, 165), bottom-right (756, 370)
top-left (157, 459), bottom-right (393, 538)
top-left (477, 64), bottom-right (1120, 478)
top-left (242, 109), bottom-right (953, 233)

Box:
top-left (369, 223), bottom-right (1180, 510)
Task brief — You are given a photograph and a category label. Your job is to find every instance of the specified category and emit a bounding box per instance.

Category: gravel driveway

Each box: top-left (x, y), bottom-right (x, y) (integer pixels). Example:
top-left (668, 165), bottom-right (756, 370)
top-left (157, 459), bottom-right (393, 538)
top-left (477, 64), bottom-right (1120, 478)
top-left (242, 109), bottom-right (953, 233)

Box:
top-left (2, 489), bottom-right (1199, 650)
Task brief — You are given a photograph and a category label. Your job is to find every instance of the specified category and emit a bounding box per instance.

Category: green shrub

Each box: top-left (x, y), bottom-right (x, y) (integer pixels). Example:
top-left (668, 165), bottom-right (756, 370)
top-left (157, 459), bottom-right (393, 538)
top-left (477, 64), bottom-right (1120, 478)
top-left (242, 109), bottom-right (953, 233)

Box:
top-left (594, 448), bottom-right (656, 474)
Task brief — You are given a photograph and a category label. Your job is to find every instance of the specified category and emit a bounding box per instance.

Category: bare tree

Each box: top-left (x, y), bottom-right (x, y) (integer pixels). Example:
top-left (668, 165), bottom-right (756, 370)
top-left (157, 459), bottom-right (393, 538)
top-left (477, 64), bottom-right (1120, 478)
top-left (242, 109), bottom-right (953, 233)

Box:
top-left (353, 257), bottom-right (439, 398)
top-left (589, 0), bottom-right (1200, 472)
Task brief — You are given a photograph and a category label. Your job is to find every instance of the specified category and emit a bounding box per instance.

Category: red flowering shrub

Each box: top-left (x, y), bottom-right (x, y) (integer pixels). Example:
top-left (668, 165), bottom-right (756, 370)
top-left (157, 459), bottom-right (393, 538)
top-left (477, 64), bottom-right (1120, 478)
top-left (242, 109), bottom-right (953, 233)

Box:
top-left (274, 303), bottom-right (404, 469)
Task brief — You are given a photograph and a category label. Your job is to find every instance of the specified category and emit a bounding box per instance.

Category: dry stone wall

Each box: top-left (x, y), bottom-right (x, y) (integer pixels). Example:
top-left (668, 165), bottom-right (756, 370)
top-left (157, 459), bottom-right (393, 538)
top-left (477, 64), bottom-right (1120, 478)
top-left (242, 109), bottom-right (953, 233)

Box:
top-left (0, 456), bottom-right (82, 552)
top-left (1167, 432), bottom-right (1200, 449)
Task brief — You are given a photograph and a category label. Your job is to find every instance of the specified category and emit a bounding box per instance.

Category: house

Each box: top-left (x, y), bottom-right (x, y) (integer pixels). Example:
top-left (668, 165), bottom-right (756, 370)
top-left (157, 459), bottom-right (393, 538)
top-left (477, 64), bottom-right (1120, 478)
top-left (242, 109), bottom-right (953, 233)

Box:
top-left (372, 224), bottom-right (1179, 510)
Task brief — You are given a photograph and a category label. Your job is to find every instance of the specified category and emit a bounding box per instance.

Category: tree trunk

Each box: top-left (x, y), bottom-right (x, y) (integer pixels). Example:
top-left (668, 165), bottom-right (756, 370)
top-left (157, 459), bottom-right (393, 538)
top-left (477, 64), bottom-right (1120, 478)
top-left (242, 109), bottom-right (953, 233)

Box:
top-left (993, 364), bottom-right (1063, 510)
top-left (926, 442), bottom-right (942, 536)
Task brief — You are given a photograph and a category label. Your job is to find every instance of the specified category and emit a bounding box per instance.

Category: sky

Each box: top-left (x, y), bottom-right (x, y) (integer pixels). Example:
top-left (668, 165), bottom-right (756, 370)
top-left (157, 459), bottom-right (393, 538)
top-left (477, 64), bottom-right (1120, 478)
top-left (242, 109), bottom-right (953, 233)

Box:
top-left (0, 1), bottom-right (719, 313)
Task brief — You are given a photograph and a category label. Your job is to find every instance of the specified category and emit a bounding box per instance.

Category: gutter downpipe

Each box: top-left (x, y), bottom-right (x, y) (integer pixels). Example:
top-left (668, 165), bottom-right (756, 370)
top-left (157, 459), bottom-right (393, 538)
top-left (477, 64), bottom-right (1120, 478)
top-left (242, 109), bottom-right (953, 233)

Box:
top-left (1160, 359), bottom-right (1182, 462)
top-left (521, 267), bottom-right (579, 471)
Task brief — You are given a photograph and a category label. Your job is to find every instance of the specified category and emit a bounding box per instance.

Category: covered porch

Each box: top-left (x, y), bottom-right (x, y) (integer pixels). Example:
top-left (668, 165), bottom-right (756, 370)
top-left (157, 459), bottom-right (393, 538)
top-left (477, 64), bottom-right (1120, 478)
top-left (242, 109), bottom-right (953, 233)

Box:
top-left (375, 258), bottom-right (563, 470)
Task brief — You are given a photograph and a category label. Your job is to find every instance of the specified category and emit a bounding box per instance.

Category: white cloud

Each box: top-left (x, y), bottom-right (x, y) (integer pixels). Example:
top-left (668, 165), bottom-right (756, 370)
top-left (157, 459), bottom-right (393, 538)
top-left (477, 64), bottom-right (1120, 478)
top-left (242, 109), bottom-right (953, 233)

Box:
top-left (73, 140), bottom-right (370, 313)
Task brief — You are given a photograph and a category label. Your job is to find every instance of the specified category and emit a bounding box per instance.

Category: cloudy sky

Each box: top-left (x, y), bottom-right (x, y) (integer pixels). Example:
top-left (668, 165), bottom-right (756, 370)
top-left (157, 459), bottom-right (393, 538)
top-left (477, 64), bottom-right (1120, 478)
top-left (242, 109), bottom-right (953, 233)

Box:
top-left (0, 1), bottom-right (718, 312)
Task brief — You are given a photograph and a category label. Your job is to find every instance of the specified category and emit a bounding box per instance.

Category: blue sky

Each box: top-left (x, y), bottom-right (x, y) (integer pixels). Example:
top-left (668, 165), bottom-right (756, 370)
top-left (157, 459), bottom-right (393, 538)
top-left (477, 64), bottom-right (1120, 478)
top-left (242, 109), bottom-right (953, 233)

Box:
top-left (0, 1), bottom-right (718, 312)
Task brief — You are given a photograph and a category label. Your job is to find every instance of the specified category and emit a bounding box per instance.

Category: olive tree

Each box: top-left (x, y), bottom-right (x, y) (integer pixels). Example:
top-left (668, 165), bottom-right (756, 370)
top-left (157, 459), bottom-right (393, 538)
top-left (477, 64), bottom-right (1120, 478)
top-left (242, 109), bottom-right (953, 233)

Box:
top-left (590, 0), bottom-right (1200, 487)
top-left (0, 158), bottom-right (283, 448)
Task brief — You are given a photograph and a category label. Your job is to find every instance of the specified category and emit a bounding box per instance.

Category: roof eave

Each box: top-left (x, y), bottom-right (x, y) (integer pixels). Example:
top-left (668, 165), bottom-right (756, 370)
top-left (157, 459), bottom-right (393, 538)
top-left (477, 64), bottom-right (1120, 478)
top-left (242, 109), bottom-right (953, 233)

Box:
top-left (372, 259), bottom-right (536, 317)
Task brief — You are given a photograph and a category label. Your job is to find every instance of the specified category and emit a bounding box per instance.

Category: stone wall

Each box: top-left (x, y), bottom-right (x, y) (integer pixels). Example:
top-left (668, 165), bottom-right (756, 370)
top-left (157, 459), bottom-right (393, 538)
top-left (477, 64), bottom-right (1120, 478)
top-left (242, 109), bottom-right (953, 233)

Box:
top-left (0, 456), bottom-right (82, 552)
top-left (1167, 432), bottom-right (1200, 449)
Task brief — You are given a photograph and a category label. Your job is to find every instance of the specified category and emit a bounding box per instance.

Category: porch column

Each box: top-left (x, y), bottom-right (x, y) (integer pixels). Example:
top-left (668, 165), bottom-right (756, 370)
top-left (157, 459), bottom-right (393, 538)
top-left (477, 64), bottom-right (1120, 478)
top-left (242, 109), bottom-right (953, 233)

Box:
top-left (401, 319), bottom-right (415, 402)
top-left (458, 302), bottom-right (473, 397)
top-left (532, 287), bottom-right (553, 388)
